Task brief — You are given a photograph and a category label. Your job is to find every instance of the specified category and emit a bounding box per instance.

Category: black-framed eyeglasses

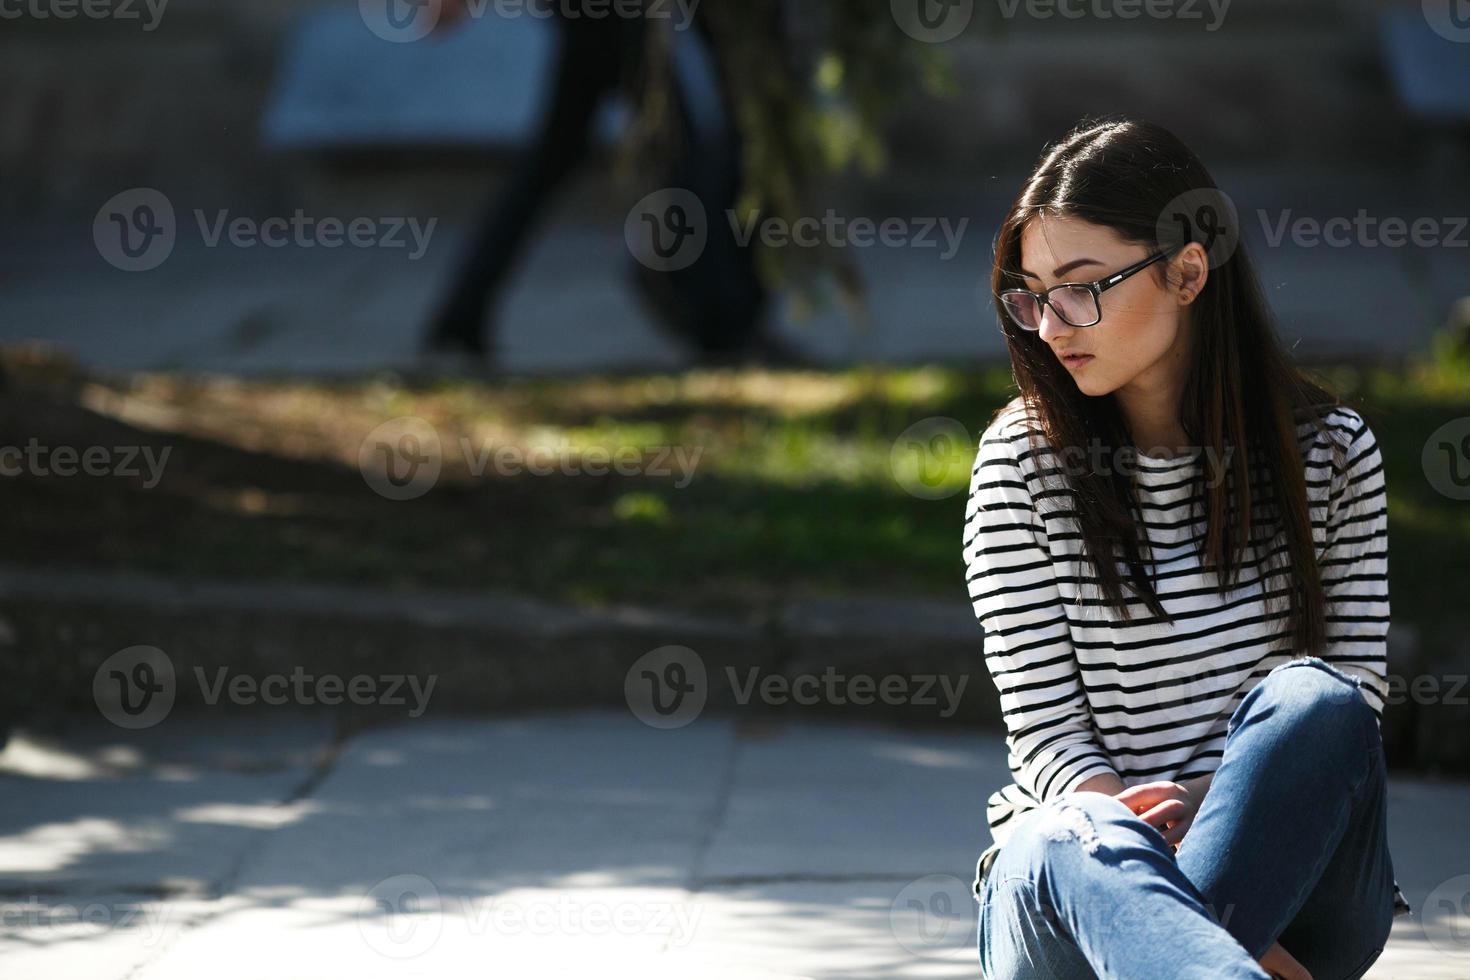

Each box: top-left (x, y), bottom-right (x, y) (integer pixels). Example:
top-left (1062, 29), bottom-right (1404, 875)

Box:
top-left (997, 245), bottom-right (1182, 331)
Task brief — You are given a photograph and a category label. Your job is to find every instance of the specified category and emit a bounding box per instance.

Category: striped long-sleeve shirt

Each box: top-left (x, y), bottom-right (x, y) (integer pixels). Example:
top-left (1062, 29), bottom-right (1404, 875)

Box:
top-left (964, 397), bottom-right (1409, 918)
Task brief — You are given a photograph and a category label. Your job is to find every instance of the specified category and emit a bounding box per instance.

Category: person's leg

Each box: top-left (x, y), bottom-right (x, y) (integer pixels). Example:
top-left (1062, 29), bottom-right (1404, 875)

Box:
top-left (976, 792), bottom-right (1270, 980)
top-left (1175, 656), bottom-right (1397, 978)
top-left (425, 17), bottom-right (628, 352)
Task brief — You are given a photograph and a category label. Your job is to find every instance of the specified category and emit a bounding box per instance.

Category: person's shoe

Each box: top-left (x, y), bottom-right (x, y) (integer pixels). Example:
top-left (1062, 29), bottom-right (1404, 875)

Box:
top-left (694, 327), bottom-right (817, 370)
top-left (415, 330), bottom-right (499, 380)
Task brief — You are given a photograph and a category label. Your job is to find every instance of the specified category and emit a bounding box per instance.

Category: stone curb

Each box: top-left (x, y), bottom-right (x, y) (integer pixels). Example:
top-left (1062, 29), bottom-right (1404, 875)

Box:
top-left (2, 565), bottom-right (1464, 774)
top-left (0, 565), bottom-right (1001, 729)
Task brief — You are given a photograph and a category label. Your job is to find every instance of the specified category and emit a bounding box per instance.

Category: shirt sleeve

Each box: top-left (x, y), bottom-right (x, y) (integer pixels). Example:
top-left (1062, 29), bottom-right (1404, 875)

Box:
top-left (963, 419), bottom-right (1116, 801)
top-left (1317, 413), bottom-right (1391, 726)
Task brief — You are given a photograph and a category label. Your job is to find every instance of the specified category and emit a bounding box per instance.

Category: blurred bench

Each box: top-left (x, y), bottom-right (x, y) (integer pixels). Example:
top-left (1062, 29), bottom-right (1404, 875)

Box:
top-left (261, 6), bottom-right (624, 157)
top-left (1379, 7), bottom-right (1470, 174)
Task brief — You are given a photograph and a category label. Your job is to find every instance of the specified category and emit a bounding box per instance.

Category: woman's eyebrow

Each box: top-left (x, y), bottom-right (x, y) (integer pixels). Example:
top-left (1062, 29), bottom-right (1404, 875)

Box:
top-left (1017, 257), bottom-right (1103, 279)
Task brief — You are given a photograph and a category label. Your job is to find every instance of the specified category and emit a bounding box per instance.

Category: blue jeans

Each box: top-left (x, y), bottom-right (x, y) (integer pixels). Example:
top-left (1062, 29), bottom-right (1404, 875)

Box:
top-left (975, 656), bottom-right (1397, 980)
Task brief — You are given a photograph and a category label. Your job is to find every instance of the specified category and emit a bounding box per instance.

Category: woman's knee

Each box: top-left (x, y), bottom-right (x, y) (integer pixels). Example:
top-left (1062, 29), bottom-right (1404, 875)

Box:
top-left (1242, 656), bottom-right (1377, 744)
top-left (1004, 792), bottom-right (1145, 870)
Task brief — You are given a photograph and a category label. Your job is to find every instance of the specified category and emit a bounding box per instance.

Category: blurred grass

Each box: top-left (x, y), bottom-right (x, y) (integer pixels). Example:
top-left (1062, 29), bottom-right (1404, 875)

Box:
top-left (4, 353), bottom-right (1469, 626)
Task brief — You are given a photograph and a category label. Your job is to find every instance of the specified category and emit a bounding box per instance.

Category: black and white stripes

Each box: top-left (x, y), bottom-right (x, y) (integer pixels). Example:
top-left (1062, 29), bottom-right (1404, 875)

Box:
top-left (963, 396), bottom-right (1406, 915)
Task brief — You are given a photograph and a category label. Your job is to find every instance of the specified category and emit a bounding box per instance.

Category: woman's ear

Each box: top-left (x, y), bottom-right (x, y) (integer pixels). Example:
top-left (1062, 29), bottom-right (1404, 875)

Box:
top-left (1174, 242), bottom-right (1209, 304)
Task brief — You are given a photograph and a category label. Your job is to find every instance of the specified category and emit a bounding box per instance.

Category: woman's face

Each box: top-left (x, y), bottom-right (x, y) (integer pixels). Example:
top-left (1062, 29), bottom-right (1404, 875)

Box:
top-left (1016, 214), bottom-right (1196, 398)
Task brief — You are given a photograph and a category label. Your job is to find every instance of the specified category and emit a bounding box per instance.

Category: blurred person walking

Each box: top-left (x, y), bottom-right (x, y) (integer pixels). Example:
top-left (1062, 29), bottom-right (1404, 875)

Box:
top-left (422, 0), bottom-right (807, 369)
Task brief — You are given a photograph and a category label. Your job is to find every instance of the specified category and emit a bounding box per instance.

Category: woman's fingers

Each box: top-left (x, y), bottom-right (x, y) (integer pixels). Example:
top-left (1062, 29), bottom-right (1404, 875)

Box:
top-left (1257, 940), bottom-right (1313, 980)
top-left (1136, 799), bottom-right (1192, 842)
top-left (1135, 797), bottom-right (1188, 825)
top-left (1115, 780), bottom-right (1185, 810)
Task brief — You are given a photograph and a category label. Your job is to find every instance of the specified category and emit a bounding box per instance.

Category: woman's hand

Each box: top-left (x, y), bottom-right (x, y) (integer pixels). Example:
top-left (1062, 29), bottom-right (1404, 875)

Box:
top-left (1257, 940), bottom-right (1312, 980)
top-left (1114, 780), bottom-right (1200, 850)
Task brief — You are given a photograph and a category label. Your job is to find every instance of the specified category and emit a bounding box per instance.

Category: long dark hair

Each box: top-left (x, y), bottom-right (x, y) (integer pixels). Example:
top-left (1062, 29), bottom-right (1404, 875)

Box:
top-left (989, 115), bottom-right (1349, 657)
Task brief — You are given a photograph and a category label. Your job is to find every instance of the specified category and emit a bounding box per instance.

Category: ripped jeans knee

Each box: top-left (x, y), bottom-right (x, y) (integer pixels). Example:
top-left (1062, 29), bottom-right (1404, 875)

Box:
top-left (1041, 797), bottom-right (1107, 855)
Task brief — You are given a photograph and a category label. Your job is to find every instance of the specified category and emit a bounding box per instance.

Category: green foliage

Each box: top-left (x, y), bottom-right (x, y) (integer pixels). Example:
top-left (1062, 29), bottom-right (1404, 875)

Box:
top-left (625, 2), bottom-right (953, 319)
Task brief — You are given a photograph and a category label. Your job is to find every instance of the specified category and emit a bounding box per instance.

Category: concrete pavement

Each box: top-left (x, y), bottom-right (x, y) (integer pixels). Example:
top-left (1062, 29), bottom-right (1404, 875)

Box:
top-left (2, 712), bottom-right (1467, 979)
top-left (4, 168), bottom-right (1468, 377)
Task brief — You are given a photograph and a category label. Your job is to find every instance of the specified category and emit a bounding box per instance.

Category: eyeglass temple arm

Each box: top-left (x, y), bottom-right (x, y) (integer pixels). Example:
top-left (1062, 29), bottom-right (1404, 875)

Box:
top-left (1095, 244), bottom-right (1184, 294)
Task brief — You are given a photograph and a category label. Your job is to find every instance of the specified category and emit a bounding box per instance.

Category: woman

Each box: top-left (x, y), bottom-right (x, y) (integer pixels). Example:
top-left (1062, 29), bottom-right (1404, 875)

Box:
top-left (964, 117), bottom-right (1408, 980)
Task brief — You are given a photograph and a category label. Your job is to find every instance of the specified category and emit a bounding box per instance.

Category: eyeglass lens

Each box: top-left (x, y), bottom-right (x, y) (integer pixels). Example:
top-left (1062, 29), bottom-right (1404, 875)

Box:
top-left (1002, 285), bottom-right (1099, 329)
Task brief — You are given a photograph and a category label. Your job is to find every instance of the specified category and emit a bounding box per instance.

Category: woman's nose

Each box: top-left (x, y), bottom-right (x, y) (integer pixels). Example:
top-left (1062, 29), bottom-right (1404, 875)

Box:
top-left (1037, 304), bottom-right (1075, 344)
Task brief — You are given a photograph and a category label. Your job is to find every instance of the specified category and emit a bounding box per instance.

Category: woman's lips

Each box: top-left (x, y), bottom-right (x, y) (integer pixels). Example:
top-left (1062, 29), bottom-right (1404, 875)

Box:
top-left (1061, 353), bottom-right (1095, 369)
